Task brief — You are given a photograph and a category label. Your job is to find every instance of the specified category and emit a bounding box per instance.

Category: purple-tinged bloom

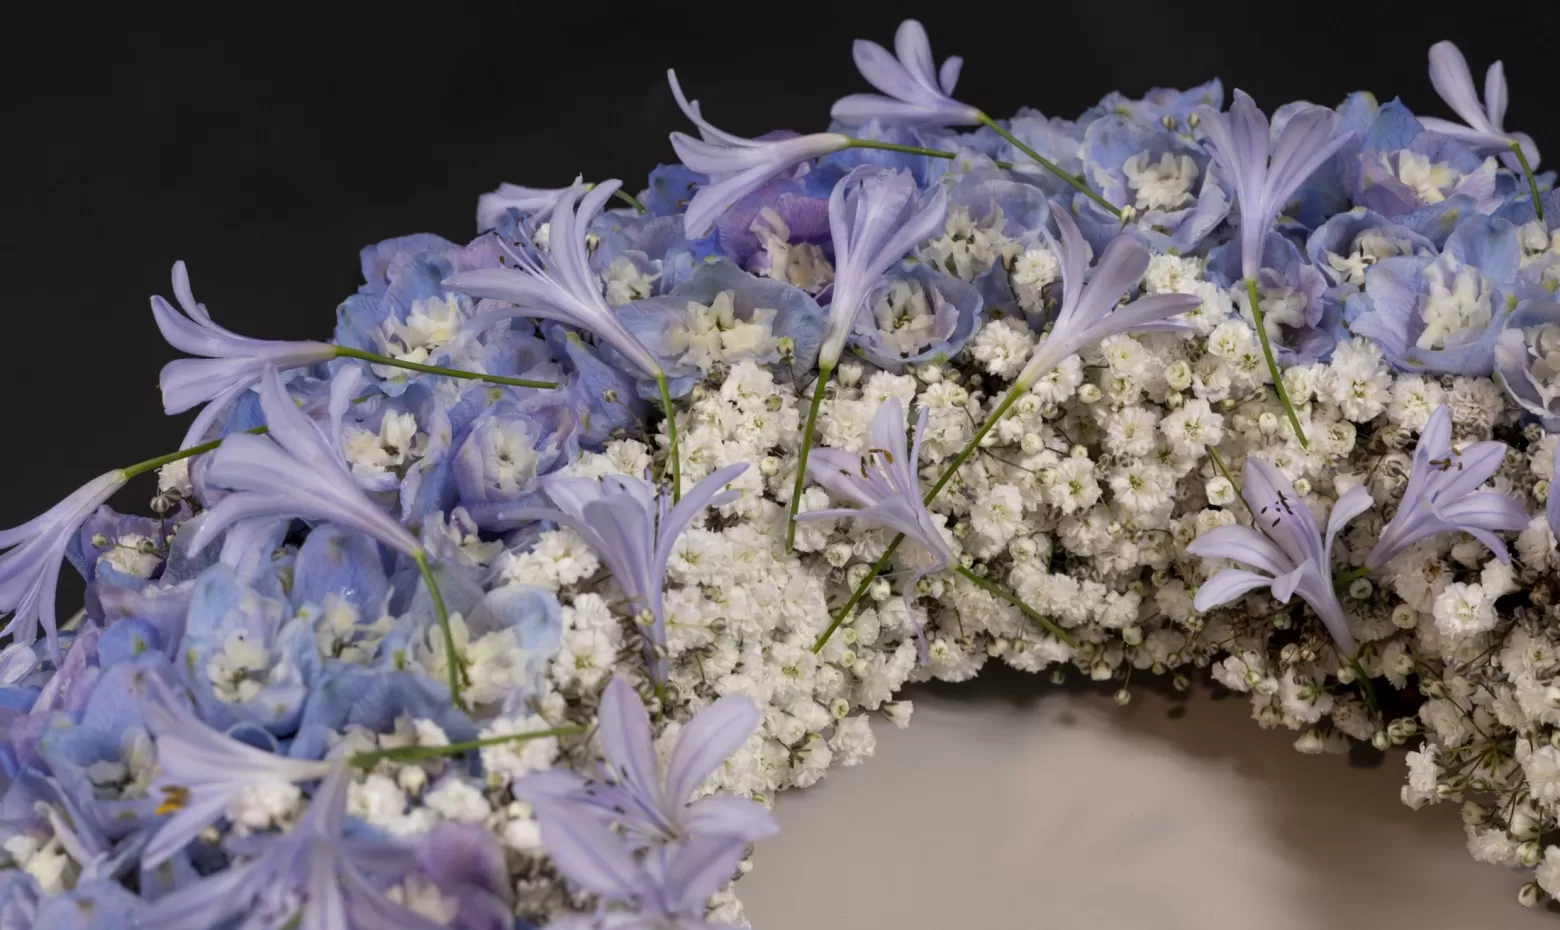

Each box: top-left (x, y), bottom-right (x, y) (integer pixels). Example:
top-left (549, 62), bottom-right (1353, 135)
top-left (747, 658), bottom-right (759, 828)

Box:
top-left (1015, 209), bottom-right (1201, 388)
top-left (476, 181), bottom-right (570, 232)
top-left (139, 672), bottom-right (332, 869)
top-left (1193, 91), bottom-right (1352, 283)
top-left (0, 470), bottom-right (127, 661)
top-left (143, 762), bottom-right (446, 930)
top-left (1208, 233), bottom-right (1338, 364)
top-left (504, 465), bottom-right (748, 683)
top-left (1306, 207), bottom-right (1438, 293)
top-left (1365, 405), bottom-right (1527, 570)
top-left (832, 19), bottom-right (981, 128)
top-left (516, 676), bottom-right (775, 849)
top-left (188, 365), bottom-right (422, 559)
top-left (847, 264), bottom-right (982, 372)
top-left (33, 880), bottom-right (147, 930)
top-left (667, 71), bottom-right (850, 238)
top-left (1085, 80), bottom-right (1224, 136)
top-left (153, 261), bottom-right (338, 448)
top-left (821, 166), bottom-right (948, 371)
top-left (1080, 114), bottom-right (1230, 253)
top-left (1494, 298), bottom-right (1560, 430)
top-left (533, 808), bottom-right (747, 930)
top-left (1189, 458), bottom-right (1373, 655)
top-left (445, 180), bottom-right (668, 382)
top-left (797, 397), bottom-right (951, 583)
top-left (1422, 41), bottom-right (1540, 171)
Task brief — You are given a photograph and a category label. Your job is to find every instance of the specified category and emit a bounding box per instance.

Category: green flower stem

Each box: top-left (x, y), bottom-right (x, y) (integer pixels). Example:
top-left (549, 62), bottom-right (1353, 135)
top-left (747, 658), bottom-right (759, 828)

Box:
top-left (975, 113), bottom-right (1122, 220)
top-left (1205, 444), bottom-right (1248, 519)
top-left (954, 564), bottom-right (1074, 645)
top-left (1346, 651), bottom-right (1380, 721)
top-left (1334, 565), bottom-right (1371, 587)
top-left (613, 189), bottom-right (648, 214)
top-left (654, 372), bottom-right (682, 503)
top-left (1511, 141), bottom-right (1545, 222)
top-left (1245, 278), bottom-right (1308, 449)
top-left (845, 137), bottom-right (1014, 170)
top-left (811, 380), bottom-right (1025, 652)
top-left (414, 551), bottom-right (465, 711)
top-left (786, 366), bottom-right (832, 552)
top-left (120, 426), bottom-right (269, 480)
top-left (333, 346), bottom-right (556, 389)
top-left (350, 725), bottom-right (584, 769)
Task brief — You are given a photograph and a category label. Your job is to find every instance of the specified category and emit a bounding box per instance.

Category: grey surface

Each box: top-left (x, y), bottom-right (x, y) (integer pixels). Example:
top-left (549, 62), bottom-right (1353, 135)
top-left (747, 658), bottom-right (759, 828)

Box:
top-left (740, 669), bottom-right (1553, 929)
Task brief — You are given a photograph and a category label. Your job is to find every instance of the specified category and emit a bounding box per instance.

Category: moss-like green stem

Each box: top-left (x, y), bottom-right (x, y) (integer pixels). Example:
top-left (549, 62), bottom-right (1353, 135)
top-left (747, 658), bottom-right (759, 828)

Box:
top-left (350, 725), bottom-right (583, 769)
top-left (1511, 140), bottom-right (1545, 222)
top-left (414, 551), bottom-right (465, 710)
top-left (333, 346), bottom-right (555, 389)
top-left (654, 372), bottom-right (682, 503)
top-left (976, 113), bottom-right (1122, 219)
top-left (1245, 278), bottom-right (1308, 448)
top-left (846, 137), bottom-right (1013, 170)
top-left (786, 367), bottom-right (832, 552)
top-left (954, 564), bottom-right (1074, 645)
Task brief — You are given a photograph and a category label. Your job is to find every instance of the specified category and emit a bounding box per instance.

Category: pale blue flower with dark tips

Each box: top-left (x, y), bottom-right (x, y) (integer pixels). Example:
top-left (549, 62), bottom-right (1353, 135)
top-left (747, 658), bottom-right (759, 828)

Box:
top-left (1190, 457), bottom-right (1373, 655)
top-left (1422, 40), bottom-right (1540, 171)
top-left (667, 70), bottom-right (850, 238)
top-left (832, 19), bottom-right (981, 128)
top-left (501, 465), bottom-right (748, 683)
top-left (476, 181), bottom-right (571, 232)
top-left (516, 676), bottom-right (775, 849)
top-left (446, 179), bottom-right (667, 382)
top-left (188, 365), bottom-right (422, 559)
top-left (153, 261), bottom-right (338, 448)
top-left (0, 470), bottom-right (127, 661)
top-left (1193, 90), bottom-right (1352, 283)
top-left (1365, 405), bottom-right (1527, 570)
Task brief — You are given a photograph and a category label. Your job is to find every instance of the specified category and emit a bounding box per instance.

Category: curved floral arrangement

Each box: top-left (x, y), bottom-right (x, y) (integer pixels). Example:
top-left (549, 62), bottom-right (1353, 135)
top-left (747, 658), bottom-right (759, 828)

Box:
top-left (3, 18), bottom-right (1559, 928)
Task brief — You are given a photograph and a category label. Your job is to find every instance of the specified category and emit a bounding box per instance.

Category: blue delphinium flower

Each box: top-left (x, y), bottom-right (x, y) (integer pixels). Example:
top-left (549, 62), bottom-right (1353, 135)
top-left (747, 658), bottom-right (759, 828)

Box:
top-left (1354, 101), bottom-right (1503, 220)
top-left (452, 395), bottom-right (577, 531)
top-left (1422, 40), bottom-right (1540, 171)
top-left (1190, 457), bottom-right (1373, 655)
top-left (516, 676), bottom-right (775, 848)
top-left (708, 178), bottom-right (832, 286)
top-left (666, 71), bottom-right (850, 239)
top-left (153, 261), bottom-right (339, 447)
top-left (476, 181), bottom-right (571, 232)
top-left (1079, 113), bottom-right (1230, 253)
top-left (1494, 298), bottom-right (1560, 430)
top-left (33, 880), bottom-right (147, 930)
top-left (1346, 214), bottom-right (1523, 375)
top-left (504, 465), bottom-right (748, 684)
top-left (1208, 233), bottom-right (1338, 364)
top-left (0, 470), bottom-right (128, 660)
top-left (831, 19), bottom-right (981, 128)
top-left (847, 264), bottom-right (981, 372)
top-left (1085, 80), bottom-right (1224, 136)
top-left (288, 665), bottom-right (479, 761)
top-left (1305, 207), bottom-right (1438, 295)
top-left (1364, 405), bottom-right (1527, 570)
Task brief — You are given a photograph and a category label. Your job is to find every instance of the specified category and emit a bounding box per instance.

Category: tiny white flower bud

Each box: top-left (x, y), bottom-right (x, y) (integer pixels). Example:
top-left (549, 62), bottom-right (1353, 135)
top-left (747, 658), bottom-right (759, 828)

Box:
top-left (1077, 383), bottom-right (1102, 404)
top-left (1348, 578), bottom-right (1373, 599)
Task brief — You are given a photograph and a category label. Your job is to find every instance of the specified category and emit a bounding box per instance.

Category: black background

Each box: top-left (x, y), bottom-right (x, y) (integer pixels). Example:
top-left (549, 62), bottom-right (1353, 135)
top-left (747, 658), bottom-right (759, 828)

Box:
top-left (6, 2), bottom-right (1557, 556)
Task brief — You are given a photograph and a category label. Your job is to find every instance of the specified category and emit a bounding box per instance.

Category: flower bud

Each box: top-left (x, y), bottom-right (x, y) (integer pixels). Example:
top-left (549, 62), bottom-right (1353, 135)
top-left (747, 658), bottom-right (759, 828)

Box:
top-left (1519, 882), bottom-right (1544, 908)
top-left (1519, 841), bottom-right (1542, 867)
top-left (1114, 688), bottom-right (1132, 706)
top-left (1078, 383), bottom-right (1102, 404)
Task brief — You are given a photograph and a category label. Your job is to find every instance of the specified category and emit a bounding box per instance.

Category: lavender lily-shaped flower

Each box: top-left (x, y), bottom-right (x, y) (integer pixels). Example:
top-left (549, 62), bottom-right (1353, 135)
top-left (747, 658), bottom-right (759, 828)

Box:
top-left (445, 179), bottom-right (686, 500)
top-left (1194, 91), bottom-right (1351, 447)
top-left (667, 70), bottom-right (850, 238)
top-left (516, 676), bottom-right (776, 848)
top-left (140, 673), bottom-right (332, 869)
top-left (1190, 457), bottom-right (1373, 656)
top-left (1422, 40), bottom-right (1543, 219)
top-left (1363, 405), bottom-right (1528, 570)
top-left (786, 166), bottom-right (946, 549)
top-left (504, 464), bottom-right (748, 685)
top-left (476, 181), bottom-right (570, 232)
top-left (188, 365), bottom-right (467, 706)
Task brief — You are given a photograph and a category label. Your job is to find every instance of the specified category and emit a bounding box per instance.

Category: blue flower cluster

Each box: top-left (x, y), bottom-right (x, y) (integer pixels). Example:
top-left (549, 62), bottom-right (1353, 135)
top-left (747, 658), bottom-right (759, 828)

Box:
top-left (0, 16), bottom-right (1552, 930)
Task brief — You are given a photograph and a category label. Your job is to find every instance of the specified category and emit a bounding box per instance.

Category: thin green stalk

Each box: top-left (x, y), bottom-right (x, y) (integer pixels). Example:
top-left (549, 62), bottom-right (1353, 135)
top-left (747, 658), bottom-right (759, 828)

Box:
top-left (1205, 444), bottom-right (1248, 519)
top-left (1335, 565), bottom-right (1371, 587)
top-left (654, 372), bottom-right (682, 503)
top-left (1347, 652), bottom-right (1380, 721)
top-left (1246, 278), bottom-right (1308, 448)
top-left (334, 346), bottom-right (556, 389)
top-left (1511, 140), bottom-right (1545, 222)
top-left (975, 113), bottom-right (1122, 219)
top-left (121, 426), bottom-right (269, 479)
top-left (414, 551), bottom-right (465, 711)
top-left (786, 367), bottom-right (832, 552)
top-left (811, 539), bottom-right (900, 654)
top-left (954, 564), bottom-right (1074, 645)
top-left (613, 189), bottom-right (647, 214)
top-left (350, 726), bottom-right (583, 769)
top-left (846, 137), bottom-right (1013, 170)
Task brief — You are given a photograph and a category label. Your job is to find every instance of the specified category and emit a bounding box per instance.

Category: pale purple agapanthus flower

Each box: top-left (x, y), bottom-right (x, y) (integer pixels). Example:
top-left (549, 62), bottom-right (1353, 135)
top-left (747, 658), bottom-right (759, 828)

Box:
top-left (476, 181), bottom-right (570, 232)
top-left (503, 464), bottom-right (748, 683)
top-left (143, 762), bottom-right (446, 930)
top-left (532, 807), bottom-right (748, 930)
top-left (821, 166), bottom-right (948, 371)
top-left (1365, 405), bottom-right (1528, 570)
top-left (796, 398), bottom-right (951, 586)
top-left (1422, 40), bottom-right (1541, 171)
top-left (1014, 209), bottom-right (1201, 389)
top-left (445, 179), bottom-right (667, 382)
top-left (1193, 91), bottom-right (1351, 283)
top-left (187, 365), bottom-right (422, 559)
top-left (0, 470), bottom-right (127, 661)
top-left (516, 676), bottom-right (775, 849)
top-left (1190, 457), bottom-right (1373, 655)
top-left (667, 70), bottom-right (850, 238)
top-left (1548, 452), bottom-right (1560, 543)
top-left (139, 673), bottom-right (333, 869)
top-left (153, 261), bottom-right (338, 448)
top-left (831, 19), bottom-right (981, 128)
